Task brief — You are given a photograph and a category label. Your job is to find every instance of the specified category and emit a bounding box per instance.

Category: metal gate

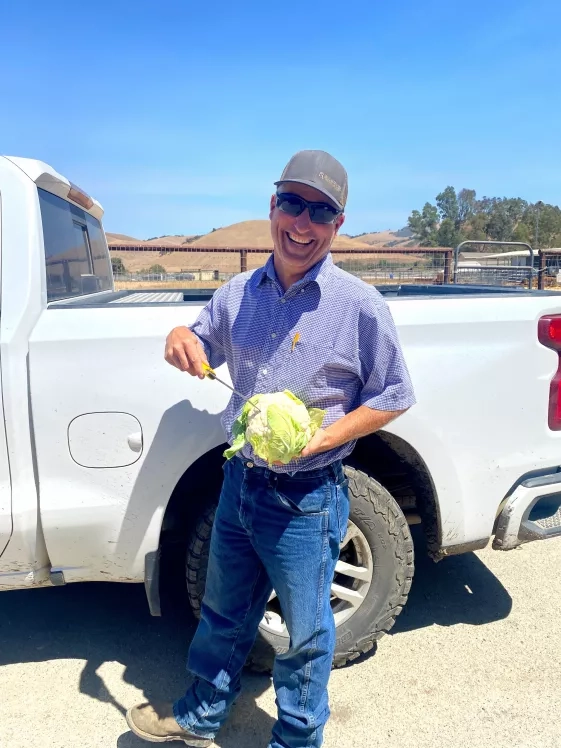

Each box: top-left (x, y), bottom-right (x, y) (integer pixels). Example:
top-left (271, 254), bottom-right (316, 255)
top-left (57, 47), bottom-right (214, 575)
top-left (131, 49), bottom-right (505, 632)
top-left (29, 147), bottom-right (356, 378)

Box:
top-left (453, 240), bottom-right (535, 289)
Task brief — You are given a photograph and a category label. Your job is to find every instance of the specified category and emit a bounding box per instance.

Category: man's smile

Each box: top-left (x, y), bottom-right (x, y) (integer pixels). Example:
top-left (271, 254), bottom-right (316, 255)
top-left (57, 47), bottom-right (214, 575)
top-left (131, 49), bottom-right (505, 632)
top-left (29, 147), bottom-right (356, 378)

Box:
top-left (286, 231), bottom-right (313, 246)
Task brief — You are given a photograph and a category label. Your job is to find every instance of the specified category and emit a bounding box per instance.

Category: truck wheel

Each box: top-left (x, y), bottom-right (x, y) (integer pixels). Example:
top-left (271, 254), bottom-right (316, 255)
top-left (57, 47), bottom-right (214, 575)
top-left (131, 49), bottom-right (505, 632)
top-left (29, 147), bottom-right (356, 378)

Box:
top-left (185, 465), bottom-right (414, 671)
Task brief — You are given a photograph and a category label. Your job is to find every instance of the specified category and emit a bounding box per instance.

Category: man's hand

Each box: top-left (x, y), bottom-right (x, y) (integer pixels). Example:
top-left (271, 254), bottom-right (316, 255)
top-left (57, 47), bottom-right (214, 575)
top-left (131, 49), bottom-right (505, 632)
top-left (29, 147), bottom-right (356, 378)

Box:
top-left (300, 406), bottom-right (408, 460)
top-left (299, 428), bottom-right (332, 458)
top-left (165, 326), bottom-right (209, 379)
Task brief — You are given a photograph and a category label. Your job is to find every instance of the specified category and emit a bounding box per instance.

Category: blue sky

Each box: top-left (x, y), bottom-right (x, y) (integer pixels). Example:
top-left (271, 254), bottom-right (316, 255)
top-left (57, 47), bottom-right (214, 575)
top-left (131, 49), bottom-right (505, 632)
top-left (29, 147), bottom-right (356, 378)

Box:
top-left (2, 0), bottom-right (560, 237)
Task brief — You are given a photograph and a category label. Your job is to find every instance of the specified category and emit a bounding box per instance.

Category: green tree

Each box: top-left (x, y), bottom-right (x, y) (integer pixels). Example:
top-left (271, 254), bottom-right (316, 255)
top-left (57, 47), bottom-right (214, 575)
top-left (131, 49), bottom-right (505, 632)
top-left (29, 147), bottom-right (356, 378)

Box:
top-left (436, 187), bottom-right (459, 223)
top-left (404, 189), bottom-right (561, 251)
top-left (408, 202), bottom-right (439, 246)
top-left (464, 212), bottom-right (488, 241)
top-left (511, 221), bottom-right (532, 244)
top-left (457, 189), bottom-right (476, 228)
top-left (523, 203), bottom-right (561, 248)
top-left (437, 187), bottom-right (477, 240)
top-left (473, 197), bottom-right (528, 243)
top-left (147, 264), bottom-right (166, 274)
top-left (410, 188), bottom-right (475, 247)
top-left (436, 218), bottom-right (463, 248)
top-left (505, 198), bottom-right (528, 222)
top-left (485, 203), bottom-right (515, 242)
top-left (111, 257), bottom-right (127, 274)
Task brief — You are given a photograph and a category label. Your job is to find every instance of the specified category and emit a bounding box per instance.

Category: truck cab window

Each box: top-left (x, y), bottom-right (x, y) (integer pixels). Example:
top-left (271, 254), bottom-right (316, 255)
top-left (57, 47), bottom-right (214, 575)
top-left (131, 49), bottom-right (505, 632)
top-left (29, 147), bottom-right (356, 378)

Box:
top-left (38, 188), bottom-right (112, 301)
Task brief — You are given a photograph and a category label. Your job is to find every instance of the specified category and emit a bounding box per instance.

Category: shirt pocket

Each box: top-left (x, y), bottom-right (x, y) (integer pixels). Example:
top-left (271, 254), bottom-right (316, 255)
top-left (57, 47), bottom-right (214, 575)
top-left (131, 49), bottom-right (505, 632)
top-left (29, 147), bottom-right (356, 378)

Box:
top-left (282, 340), bottom-right (360, 407)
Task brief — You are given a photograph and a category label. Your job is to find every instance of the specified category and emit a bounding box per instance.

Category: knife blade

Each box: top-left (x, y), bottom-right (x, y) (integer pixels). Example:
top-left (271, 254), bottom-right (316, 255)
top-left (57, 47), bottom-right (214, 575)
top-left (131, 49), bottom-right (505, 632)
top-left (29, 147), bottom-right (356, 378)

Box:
top-left (201, 362), bottom-right (261, 412)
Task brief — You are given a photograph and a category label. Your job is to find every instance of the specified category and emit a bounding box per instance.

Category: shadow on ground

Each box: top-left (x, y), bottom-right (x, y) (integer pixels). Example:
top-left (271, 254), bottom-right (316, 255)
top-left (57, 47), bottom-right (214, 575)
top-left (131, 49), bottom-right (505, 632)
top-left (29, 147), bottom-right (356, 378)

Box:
top-left (391, 529), bottom-right (513, 635)
top-left (0, 581), bottom-right (274, 747)
top-left (0, 529), bottom-right (512, 745)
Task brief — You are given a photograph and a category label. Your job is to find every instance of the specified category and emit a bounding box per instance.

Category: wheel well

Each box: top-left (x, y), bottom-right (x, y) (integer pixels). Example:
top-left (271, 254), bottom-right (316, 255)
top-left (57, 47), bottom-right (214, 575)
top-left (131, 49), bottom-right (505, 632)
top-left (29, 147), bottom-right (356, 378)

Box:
top-left (160, 443), bottom-right (227, 548)
top-left (153, 444), bottom-right (227, 615)
top-left (345, 431), bottom-right (441, 555)
top-left (159, 432), bottom-right (440, 558)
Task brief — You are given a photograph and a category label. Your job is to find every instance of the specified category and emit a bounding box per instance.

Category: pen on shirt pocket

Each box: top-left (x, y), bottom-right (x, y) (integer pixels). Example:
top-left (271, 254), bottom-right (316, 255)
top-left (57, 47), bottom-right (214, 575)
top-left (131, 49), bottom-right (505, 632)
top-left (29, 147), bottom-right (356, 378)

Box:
top-left (291, 333), bottom-right (300, 352)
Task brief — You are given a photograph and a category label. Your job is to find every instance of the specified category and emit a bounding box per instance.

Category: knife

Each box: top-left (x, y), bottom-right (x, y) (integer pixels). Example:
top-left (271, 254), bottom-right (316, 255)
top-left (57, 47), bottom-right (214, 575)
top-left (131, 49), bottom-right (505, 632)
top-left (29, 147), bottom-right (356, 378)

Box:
top-left (201, 362), bottom-right (261, 412)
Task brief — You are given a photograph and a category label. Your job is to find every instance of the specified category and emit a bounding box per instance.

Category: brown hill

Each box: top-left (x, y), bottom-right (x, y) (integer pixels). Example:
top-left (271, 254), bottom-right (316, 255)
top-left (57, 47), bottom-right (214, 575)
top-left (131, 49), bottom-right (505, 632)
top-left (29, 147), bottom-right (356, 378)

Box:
top-left (107, 225), bottom-right (413, 251)
top-left (106, 232), bottom-right (143, 244)
top-left (109, 249), bottom-right (270, 273)
top-left (143, 235), bottom-right (197, 247)
top-left (353, 230), bottom-right (411, 247)
top-left (107, 221), bottom-right (417, 275)
top-left (107, 234), bottom-right (198, 248)
top-left (332, 234), bottom-right (371, 248)
top-left (187, 220), bottom-right (372, 249)
top-left (189, 221), bottom-right (272, 248)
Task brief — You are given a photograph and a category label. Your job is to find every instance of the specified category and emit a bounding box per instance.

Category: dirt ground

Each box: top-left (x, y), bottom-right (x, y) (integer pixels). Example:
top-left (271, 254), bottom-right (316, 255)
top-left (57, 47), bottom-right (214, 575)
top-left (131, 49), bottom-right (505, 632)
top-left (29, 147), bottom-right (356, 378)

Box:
top-left (1, 534), bottom-right (560, 748)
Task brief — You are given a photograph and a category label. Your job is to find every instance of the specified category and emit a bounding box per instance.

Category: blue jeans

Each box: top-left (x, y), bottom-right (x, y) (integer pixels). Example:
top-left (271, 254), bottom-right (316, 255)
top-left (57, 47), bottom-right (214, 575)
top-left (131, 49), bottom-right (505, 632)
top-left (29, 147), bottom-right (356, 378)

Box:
top-left (173, 455), bottom-right (349, 748)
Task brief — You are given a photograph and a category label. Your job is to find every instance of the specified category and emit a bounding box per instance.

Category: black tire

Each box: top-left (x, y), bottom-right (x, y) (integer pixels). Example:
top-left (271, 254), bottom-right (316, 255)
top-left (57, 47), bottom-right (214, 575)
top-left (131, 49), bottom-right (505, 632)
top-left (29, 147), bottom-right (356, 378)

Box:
top-left (185, 465), bottom-right (414, 672)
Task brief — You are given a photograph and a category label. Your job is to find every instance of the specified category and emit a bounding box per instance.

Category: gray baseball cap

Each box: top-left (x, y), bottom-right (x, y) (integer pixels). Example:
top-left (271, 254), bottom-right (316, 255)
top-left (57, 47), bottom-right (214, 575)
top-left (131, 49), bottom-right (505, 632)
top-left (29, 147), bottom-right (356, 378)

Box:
top-left (274, 150), bottom-right (348, 211)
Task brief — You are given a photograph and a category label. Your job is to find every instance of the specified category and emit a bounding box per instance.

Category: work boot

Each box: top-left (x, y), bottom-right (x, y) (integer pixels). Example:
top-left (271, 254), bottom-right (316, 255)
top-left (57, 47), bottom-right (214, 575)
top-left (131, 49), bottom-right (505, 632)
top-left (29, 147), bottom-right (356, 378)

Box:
top-left (126, 702), bottom-right (214, 746)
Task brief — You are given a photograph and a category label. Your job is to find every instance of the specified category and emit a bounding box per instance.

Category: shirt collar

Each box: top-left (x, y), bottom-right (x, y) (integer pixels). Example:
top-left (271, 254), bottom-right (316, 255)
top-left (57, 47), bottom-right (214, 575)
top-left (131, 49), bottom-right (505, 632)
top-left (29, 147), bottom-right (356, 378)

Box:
top-left (258, 252), bottom-right (334, 292)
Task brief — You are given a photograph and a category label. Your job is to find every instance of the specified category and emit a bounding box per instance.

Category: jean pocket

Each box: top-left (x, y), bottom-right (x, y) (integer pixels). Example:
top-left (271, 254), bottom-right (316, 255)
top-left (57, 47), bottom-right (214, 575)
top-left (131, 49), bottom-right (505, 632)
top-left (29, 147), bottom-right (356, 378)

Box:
top-left (335, 478), bottom-right (350, 543)
top-left (274, 474), bottom-right (330, 515)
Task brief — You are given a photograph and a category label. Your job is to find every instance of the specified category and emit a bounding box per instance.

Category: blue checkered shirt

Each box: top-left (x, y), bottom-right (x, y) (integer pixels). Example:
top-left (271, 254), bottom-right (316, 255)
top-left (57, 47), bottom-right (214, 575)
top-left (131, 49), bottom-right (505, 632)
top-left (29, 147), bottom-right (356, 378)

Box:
top-left (190, 253), bottom-right (416, 472)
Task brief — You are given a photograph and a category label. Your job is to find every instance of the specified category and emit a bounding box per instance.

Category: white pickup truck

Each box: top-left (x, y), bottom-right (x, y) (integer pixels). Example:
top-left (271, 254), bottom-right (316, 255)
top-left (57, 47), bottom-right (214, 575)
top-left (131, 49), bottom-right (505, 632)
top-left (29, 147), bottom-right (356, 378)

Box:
top-left (1, 155), bottom-right (560, 670)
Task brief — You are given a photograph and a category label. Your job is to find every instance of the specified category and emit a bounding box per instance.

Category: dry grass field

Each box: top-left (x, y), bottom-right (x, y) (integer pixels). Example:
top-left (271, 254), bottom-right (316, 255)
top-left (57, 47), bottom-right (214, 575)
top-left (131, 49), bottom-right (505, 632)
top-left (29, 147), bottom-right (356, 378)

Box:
top-left (110, 249), bottom-right (425, 276)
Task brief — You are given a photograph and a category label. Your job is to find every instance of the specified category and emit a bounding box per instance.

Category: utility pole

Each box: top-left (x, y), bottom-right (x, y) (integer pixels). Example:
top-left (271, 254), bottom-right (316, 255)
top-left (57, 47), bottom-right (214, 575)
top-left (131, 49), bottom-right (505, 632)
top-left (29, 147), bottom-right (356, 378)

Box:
top-left (535, 201), bottom-right (545, 290)
top-left (535, 200), bottom-right (544, 249)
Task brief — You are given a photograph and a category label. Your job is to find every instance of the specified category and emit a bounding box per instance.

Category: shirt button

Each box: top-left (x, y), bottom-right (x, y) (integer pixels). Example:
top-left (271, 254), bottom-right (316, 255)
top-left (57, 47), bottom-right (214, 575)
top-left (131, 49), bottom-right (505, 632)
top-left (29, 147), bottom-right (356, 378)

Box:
top-left (280, 298), bottom-right (286, 304)
top-left (246, 461), bottom-right (254, 468)
top-left (271, 333), bottom-right (277, 339)
top-left (262, 369), bottom-right (268, 374)
top-left (300, 288), bottom-right (305, 294)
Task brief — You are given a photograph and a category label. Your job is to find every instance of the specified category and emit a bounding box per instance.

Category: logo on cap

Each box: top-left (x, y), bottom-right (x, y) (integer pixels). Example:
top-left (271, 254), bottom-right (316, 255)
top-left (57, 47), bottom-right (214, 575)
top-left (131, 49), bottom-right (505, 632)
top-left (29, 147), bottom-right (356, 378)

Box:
top-left (318, 172), bottom-right (342, 193)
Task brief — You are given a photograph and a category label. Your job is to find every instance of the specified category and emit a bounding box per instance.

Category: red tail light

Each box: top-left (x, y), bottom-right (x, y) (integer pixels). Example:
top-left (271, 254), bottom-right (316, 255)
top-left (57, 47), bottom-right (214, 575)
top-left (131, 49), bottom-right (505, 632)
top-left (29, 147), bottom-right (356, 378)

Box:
top-left (538, 315), bottom-right (561, 430)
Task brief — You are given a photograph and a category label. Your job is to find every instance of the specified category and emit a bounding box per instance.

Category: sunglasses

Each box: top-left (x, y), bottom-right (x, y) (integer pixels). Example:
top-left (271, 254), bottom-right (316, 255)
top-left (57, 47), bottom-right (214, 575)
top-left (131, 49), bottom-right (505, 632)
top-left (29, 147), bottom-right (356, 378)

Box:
top-left (275, 192), bottom-right (342, 225)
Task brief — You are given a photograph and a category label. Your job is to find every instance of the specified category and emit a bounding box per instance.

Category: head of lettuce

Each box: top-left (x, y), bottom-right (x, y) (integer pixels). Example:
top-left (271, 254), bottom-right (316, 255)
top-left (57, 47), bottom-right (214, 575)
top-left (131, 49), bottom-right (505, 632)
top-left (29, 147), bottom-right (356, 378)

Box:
top-left (223, 391), bottom-right (326, 466)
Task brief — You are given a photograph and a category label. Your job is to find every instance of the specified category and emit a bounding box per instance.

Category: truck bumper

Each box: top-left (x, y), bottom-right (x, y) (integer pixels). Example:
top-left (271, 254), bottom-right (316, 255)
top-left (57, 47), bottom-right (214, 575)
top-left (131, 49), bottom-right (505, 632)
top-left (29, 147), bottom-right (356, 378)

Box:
top-left (493, 471), bottom-right (561, 550)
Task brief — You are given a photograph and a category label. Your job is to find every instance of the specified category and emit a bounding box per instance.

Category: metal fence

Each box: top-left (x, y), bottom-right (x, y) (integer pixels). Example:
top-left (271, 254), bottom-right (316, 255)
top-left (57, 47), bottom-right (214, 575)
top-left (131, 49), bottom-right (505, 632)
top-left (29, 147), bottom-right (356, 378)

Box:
top-left (537, 250), bottom-right (561, 289)
top-left (110, 243), bottom-right (561, 290)
top-left (453, 265), bottom-right (538, 287)
top-left (110, 245), bottom-right (453, 286)
top-left (114, 271), bottom-right (232, 283)
top-left (332, 249), bottom-right (451, 284)
top-left (451, 241), bottom-right (561, 289)
top-left (452, 241), bottom-right (536, 288)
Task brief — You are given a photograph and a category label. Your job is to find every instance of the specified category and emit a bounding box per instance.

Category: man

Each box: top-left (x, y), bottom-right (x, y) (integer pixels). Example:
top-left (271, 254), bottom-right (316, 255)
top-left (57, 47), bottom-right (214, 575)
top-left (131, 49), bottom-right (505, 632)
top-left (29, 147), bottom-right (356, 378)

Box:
top-left (127, 150), bottom-right (416, 747)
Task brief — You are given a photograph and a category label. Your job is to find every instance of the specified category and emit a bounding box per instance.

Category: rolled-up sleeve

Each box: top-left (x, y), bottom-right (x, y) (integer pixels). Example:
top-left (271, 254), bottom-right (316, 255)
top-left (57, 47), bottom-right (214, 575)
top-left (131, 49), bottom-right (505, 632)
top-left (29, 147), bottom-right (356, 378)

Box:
top-left (189, 285), bottom-right (228, 370)
top-left (358, 295), bottom-right (416, 412)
